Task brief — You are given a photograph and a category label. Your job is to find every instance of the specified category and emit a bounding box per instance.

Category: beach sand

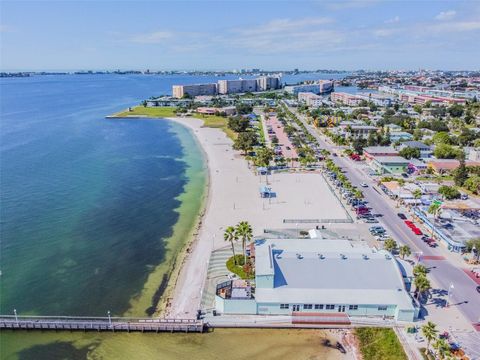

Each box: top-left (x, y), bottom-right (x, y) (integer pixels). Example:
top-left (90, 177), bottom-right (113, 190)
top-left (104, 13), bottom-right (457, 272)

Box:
top-left (165, 117), bottom-right (348, 319)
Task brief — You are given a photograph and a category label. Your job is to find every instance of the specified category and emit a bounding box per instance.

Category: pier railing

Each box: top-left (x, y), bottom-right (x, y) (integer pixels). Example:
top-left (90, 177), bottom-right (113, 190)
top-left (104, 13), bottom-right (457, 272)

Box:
top-left (0, 315), bottom-right (204, 333)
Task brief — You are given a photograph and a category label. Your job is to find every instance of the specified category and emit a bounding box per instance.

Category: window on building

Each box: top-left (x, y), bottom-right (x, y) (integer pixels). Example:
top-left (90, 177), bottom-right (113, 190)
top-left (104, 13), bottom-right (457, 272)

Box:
top-left (349, 305), bottom-right (358, 310)
top-left (280, 304), bottom-right (289, 309)
top-left (378, 306), bottom-right (388, 311)
top-left (326, 304), bottom-right (335, 310)
top-left (303, 304), bottom-right (313, 310)
top-left (315, 304), bottom-right (324, 310)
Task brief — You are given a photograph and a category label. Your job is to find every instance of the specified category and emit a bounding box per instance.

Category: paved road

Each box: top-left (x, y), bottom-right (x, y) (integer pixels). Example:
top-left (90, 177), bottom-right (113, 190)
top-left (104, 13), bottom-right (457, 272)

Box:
top-left (292, 108), bottom-right (480, 327)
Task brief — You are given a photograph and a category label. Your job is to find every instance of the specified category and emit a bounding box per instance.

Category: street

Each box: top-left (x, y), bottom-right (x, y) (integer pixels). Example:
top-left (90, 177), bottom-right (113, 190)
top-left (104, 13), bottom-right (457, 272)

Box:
top-left (293, 108), bottom-right (480, 328)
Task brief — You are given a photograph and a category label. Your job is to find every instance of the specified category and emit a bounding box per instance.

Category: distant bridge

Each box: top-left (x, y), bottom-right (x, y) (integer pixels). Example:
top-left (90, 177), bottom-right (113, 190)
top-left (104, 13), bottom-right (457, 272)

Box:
top-left (0, 315), bottom-right (204, 333)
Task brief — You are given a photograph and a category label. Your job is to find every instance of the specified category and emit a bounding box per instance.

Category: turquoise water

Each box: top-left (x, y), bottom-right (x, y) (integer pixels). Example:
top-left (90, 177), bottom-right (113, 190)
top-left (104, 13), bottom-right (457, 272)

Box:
top-left (0, 73), bottom-right (347, 359)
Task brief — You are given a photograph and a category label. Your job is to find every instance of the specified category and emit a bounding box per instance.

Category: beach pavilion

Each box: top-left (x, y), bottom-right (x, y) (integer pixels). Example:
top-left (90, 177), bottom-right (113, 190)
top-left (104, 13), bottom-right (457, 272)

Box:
top-left (215, 238), bottom-right (418, 322)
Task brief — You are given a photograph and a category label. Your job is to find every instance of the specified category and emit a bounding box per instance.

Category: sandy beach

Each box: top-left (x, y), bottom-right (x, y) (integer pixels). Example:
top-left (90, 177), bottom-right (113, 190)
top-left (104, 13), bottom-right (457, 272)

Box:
top-left (165, 116), bottom-right (348, 318)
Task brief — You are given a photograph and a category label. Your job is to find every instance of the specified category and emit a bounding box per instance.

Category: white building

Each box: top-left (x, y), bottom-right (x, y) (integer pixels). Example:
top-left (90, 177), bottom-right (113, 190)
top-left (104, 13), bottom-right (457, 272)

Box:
top-left (215, 239), bottom-right (417, 322)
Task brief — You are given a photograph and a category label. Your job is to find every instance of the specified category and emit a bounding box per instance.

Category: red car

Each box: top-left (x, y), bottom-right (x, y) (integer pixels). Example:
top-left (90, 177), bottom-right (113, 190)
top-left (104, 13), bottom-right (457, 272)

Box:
top-left (404, 220), bottom-right (415, 228)
top-left (412, 227), bottom-right (423, 235)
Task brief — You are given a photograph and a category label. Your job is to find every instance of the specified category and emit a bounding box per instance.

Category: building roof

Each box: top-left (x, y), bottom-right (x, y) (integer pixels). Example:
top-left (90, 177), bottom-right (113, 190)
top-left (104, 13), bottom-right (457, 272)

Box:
top-left (373, 156), bottom-right (410, 164)
top-left (400, 141), bottom-right (431, 150)
top-left (363, 146), bottom-right (398, 155)
top-left (254, 239), bottom-right (414, 309)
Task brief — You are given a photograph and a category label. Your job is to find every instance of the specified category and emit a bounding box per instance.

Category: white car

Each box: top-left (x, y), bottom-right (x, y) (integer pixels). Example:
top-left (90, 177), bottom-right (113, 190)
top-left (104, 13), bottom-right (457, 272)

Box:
top-left (360, 183), bottom-right (368, 188)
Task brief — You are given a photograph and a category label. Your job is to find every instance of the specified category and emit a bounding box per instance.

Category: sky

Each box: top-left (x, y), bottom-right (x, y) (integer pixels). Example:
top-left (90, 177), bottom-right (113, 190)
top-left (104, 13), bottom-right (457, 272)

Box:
top-left (1, 0), bottom-right (479, 71)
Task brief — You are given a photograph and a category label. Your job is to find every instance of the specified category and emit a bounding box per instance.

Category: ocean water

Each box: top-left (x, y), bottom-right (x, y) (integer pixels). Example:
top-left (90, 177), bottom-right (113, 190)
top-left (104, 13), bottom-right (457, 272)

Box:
top-left (0, 73), bottom-right (347, 359)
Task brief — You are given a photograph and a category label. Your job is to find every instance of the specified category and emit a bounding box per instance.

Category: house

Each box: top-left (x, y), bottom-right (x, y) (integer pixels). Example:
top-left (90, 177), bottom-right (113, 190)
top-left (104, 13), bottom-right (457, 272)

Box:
top-left (370, 156), bottom-right (410, 175)
top-left (196, 106), bottom-right (236, 116)
top-left (426, 159), bottom-right (480, 174)
top-left (398, 141), bottom-right (433, 159)
top-left (390, 131), bottom-right (414, 143)
top-left (215, 239), bottom-right (417, 322)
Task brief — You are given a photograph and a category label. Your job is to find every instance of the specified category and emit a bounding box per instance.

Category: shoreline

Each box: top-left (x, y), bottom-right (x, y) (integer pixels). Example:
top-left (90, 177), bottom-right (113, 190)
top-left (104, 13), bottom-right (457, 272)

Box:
top-left (119, 116), bottom-right (210, 317)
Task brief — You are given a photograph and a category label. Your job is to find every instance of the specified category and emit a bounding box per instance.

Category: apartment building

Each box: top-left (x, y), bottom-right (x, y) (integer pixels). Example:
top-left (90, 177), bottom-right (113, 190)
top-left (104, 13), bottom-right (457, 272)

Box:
top-left (217, 79), bottom-right (258, 94)
top-left (330, 92), bottom-right (362, 106)
top-left (172, 83), bottom-right (217, 98)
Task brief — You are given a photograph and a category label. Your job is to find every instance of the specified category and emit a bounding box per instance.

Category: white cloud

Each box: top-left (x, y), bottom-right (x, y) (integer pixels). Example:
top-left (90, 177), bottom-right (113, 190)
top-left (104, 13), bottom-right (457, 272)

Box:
top-left (129, 31), bottom-right (173, 44)
top-left (435, 10), bottom-right (456, 21)
top-left (384, 16), bottom-right (400, 24)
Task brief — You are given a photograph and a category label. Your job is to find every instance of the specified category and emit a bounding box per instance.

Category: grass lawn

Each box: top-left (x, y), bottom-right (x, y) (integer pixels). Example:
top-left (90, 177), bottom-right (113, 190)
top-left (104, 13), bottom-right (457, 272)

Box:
top-left (114, 106), bottom-right (177, 118)
top-left (355, 328), bottom-right (407, 360)
top-left (226, 255), bottom-right (255, 279)
top-left (112, 106), bottom-right (237, 140)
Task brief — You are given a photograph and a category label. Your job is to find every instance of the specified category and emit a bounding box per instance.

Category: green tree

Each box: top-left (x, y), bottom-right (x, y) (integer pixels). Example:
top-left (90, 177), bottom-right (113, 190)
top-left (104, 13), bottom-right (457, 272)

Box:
top-left (447, 103), bottom-right (464, 117)
top-left (236, 221), bottom-right (253, 265)
top-left (453, 152), bottom-right (468, 187)
top-left (399, 245), bottom-right (411, 259)
top-left (438, 185), bottom-right (461, 200)
top-left (413, 189), bottom-right (422, 199)
top-left (255, 147), bottom-right (274, 167)
top-left (432, 132), bottom-right (453, 145)
top-left (224, 226), bottom-right (238, 264)
top-left (233, 131), bottom-right (257, 155)
top-left (384, 238), bottom-right (398, 253)
top-left (367, 131), bottom-right (377, 146)
top-left (413, 264), bottom-right (428, 278)
top-left (428, 202), bottom-right (442, 237)
top-left (235, 103), bottom-right (253, 115)
top-left (228, 116), bottom-right (250, 132)
top-left (414, 274), bottom-right (431, 300)
top-left (413, 104), bottom-right (423, 114)
top-left (433, 338), bottom-right (451, 360)
top-left (433, 144), bottom-right (461, 159)
top-left (421, 322), bottom-right (438, 356)
top-left (399, 146), bottom-right (421, 159)
top-left (464, 175), bottom-right (480, 195)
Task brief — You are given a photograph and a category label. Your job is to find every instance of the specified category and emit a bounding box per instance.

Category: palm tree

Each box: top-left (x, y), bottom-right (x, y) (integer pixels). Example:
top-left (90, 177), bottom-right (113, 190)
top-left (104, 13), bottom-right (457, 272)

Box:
top-left (428, 202), bottom-right (442, 239)
top-left (384, 238), bottom-right (398, 253)
top-left (399, 245), bottom-right (411, 259)
top-left (421, 321), bottom-right (438, 355)
top-left (414, 275), bottom-right (431, 301)
top-left (236, 221), bottom-right (253, 265)
top-left (413, 264), bottom-right (428, 278)
top-left (433, 338), bottom-right (451, 360)
top-left (413, 189), bottom-right (422, 200)
top-left (224, 226), bottom-right (238, 265)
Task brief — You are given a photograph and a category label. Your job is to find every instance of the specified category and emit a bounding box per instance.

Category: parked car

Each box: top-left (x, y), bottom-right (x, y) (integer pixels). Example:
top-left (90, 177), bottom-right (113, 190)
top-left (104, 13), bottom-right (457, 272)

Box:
top-left (364, 218), bottom-right (379, 223)
top-left (397, 213), bottom-right (407, 220)
top-left (360, 183), bottom-right (368, 188)
top-left (412, 228), bottom-right (423, 235)
top-left (476, 285), bottom-right (480, 293)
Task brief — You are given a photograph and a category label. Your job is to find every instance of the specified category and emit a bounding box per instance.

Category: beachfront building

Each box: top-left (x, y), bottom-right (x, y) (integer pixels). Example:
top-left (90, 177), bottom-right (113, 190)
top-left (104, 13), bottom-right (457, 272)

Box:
top-left (370, 156), bottom-right (410, 175)
top-left (173, 83), bottom-right (217, 98)
top-left (285, 80), bottom-right (333, 95)
top-left (146, 96), bottom-right (192, 107)
top-left (215, 239), bottom-right (417, 322)
top-left (256, 76), bottom-right (282, 91)
top-left (218, 79), bottom-right (258, 94)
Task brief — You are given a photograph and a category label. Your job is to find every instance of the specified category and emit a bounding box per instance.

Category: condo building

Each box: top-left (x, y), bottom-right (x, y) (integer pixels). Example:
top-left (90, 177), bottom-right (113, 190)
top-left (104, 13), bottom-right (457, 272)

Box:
top-left (172, 83), bottom-right (217, 98)
top-left (217, 79), bottom-right (258, 94)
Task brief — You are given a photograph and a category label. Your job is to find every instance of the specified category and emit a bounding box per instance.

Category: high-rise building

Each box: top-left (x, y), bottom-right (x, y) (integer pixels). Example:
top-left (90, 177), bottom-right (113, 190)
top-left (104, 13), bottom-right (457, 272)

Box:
top-left (217, 79), bottom-right (257, 94)
top-left (172, 83), bottom-right (217, 98)
top-left (256, 76), bottom-right (282, 91)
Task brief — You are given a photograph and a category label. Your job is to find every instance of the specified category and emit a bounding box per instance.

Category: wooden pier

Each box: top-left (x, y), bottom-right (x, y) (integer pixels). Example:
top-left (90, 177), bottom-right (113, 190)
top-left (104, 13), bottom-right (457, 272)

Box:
top-left (0, 315), bottom-right (204, 333)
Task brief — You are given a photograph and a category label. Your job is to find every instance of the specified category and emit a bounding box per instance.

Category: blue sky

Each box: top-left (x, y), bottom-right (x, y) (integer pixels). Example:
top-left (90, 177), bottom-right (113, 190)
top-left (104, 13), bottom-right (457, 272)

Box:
top-left (1, 0), bottom-right (479, 71)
